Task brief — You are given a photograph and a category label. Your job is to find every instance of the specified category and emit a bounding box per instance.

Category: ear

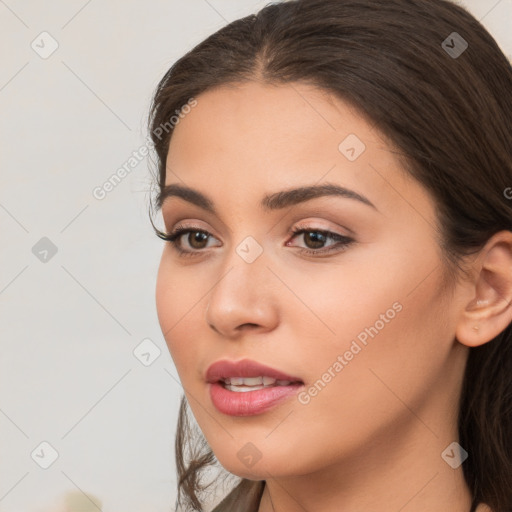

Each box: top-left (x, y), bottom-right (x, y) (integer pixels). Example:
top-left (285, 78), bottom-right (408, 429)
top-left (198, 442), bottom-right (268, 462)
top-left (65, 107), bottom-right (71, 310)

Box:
top-left (455, 230), bottom-right (512, 348)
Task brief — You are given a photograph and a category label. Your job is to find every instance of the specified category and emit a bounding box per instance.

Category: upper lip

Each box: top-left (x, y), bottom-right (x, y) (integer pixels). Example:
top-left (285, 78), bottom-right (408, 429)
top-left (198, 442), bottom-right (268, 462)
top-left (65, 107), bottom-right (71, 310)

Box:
top-left (206, 358), bottom-right (304, 383)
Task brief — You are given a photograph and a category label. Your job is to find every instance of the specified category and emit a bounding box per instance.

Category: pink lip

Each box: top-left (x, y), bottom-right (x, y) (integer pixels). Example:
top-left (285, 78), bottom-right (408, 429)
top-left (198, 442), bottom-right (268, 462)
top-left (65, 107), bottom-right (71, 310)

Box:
top-left (208, 381), bottom-right (303, 416)
top-left (205, 358), bottom-right (303, 384)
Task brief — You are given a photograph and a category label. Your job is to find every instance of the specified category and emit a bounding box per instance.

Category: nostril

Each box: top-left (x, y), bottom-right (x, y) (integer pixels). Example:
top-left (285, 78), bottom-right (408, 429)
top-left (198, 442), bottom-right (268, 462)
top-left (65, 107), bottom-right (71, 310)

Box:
top-left (238, 323), bottom-right (260, 331)
top-left (207, 322), bottom-right (218, 333)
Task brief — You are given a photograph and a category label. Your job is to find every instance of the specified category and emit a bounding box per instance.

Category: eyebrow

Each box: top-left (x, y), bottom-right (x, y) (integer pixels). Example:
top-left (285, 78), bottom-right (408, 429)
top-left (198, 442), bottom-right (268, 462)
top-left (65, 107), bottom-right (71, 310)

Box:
top-left (157, 182), bottom-right (377, 213)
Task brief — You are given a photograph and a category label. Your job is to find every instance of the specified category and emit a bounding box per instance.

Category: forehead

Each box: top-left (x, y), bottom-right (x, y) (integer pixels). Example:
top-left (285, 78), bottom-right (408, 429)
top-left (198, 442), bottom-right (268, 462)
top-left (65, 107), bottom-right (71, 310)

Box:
top-left (164, 80), bottom-right (432, 222)
top-left (166, 80), bottom-right (380, 166)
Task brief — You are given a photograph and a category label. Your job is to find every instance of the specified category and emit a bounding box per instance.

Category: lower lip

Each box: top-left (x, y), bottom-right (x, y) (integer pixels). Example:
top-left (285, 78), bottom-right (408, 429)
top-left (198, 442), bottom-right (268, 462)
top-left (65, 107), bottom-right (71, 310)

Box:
top-left (209, 381), bottom-right (304, 416)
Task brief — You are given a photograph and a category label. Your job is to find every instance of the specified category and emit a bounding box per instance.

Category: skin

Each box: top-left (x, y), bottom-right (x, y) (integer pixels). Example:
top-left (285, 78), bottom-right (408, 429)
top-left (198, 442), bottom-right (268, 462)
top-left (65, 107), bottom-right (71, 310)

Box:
top-left (155, 80), bottom-right (512, 512)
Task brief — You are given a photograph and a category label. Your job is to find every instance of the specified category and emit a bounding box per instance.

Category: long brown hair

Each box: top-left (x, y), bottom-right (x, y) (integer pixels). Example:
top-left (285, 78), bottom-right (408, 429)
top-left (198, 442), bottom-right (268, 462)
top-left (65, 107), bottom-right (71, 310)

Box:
top-left (147, 1), bottom-right (512, 510)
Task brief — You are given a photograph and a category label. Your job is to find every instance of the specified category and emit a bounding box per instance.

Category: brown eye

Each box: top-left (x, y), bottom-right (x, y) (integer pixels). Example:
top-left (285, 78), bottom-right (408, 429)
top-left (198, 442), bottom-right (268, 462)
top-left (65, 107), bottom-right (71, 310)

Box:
top-left (287, 227), bottom-right (355, 256)
top-left (302, 231), bottom-right (327, 249)
top-left (158, 225), bottom-right (221, 257)
top-left (187, 231), bottom-right (209, 249)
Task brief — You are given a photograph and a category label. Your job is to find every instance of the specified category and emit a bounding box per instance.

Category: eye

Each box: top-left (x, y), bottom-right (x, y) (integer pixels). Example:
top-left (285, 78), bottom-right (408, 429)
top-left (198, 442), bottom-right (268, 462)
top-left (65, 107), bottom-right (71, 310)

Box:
top-left (156, 223), bottom-right (220, 257)
top-left (286, 225), bottom-right (355, 256)
top-left (155, 223), bottom-right (355, 257)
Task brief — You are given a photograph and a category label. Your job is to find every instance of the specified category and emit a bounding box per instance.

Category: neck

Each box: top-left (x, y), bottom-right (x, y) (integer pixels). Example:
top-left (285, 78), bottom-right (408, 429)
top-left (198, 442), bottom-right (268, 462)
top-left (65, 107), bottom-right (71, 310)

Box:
top-left (257, 416), bottom-right (476, 512)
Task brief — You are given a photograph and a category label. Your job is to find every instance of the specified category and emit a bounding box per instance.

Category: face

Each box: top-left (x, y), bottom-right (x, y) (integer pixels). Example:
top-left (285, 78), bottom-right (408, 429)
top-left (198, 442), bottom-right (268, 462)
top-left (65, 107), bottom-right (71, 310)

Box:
top-left (155, 80), bottom-right (467, 480)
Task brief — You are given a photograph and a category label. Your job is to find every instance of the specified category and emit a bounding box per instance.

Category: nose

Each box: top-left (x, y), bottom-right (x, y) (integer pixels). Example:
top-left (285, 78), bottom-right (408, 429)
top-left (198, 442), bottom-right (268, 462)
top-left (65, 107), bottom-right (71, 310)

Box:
top-left (204, 245), bottom-right (279, 338)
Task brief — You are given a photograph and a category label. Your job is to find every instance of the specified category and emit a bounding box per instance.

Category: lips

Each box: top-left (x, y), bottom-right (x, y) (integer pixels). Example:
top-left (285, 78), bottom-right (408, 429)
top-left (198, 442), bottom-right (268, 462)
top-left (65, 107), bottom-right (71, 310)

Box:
top-left (205, 358), bottom-right (304, 384)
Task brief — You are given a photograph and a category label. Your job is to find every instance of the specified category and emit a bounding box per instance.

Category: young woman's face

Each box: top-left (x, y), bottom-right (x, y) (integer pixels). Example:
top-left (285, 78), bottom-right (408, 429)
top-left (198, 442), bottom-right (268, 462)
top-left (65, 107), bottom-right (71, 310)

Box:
top-left (155, 81), bottom-right (469, 480)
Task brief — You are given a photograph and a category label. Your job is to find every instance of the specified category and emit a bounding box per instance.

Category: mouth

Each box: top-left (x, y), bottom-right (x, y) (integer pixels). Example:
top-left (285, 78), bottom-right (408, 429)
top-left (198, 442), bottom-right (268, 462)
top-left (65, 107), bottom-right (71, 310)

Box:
top-left (207, 363), bottom-right (305, 416)
top-left (218, 376), bottom-right (304, 392)
top-left (205, 358), bottom-right (304, 390)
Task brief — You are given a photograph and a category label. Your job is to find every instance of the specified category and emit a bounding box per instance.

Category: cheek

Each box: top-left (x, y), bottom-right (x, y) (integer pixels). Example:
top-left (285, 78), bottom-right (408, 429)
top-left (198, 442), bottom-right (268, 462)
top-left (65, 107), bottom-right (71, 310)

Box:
top-left (289, 247), bottom-right (450, 413)
top-left (279, 249), bottom-right (413, 354)
top-left (155, 258), bottom-right (176, 337)
top-left (155, 255), bottom-right (202, 355)
top-left (294, 268), bottom-right (451, 441)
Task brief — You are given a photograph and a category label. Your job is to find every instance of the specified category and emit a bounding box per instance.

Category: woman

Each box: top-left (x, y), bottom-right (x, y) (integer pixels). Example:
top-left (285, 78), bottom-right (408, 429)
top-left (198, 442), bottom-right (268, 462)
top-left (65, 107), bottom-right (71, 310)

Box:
top-left (147, 0), bottom-right (512, 510)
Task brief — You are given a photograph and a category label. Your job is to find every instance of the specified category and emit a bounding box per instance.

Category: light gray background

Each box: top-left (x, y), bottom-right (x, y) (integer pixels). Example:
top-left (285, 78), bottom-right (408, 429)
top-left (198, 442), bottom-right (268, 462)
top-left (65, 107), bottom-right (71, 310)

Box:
top-left (0, 1), bottom-right (510, 511)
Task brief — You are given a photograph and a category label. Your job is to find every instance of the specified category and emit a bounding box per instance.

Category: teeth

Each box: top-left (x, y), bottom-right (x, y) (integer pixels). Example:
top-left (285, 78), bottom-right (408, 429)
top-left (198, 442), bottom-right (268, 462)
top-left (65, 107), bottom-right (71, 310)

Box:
top-left (224, 376), bottom-right (277, 386)
top-left (225, 384), bottom-right (267, 392)
top-left (222, 376), bottom-right (296, 390)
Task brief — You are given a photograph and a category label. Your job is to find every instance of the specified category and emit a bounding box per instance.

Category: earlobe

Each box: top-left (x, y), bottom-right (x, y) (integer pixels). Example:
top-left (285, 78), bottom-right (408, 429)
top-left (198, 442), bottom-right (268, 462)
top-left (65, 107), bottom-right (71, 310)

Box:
top-left (455, 230), bottom-right (512, 348)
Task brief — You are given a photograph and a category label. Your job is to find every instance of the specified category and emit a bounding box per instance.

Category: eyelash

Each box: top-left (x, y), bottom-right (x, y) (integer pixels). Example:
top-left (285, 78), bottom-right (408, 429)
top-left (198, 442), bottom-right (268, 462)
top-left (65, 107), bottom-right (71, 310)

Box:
top-left (157, 223), bottom-right (355, 258)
